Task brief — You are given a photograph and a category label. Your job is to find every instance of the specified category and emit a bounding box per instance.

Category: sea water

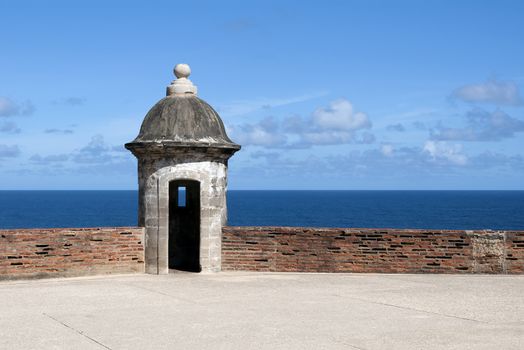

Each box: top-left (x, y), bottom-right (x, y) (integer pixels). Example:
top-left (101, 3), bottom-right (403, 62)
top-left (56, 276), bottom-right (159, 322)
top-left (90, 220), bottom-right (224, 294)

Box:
top-left (0, 190), bottom-right (522, 230)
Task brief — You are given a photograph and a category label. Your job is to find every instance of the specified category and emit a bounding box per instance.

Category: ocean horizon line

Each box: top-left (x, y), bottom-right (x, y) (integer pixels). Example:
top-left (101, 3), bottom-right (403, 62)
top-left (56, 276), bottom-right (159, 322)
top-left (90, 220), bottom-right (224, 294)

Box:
top-left (1, 190), bottom-right (522, 230)
top-left (1, 189), bottom-right (524, 192)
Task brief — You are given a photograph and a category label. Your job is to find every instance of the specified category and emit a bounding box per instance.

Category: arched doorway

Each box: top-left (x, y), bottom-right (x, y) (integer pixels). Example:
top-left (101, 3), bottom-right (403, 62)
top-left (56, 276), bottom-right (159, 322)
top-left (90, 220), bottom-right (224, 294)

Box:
top-left (168, 180), bottom-right (201, 272)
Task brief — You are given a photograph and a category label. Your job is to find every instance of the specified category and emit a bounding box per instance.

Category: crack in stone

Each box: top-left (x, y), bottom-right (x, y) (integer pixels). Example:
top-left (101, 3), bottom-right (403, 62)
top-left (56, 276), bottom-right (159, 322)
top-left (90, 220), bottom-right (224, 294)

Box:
top-left (330, 337), bottom-right (368, 350)
top-left (121, 282), bottom-right (200, 305)
top-left (43, 313), bottom-right (112, 350)
top-left (334, 294), bottom-right (489, 324)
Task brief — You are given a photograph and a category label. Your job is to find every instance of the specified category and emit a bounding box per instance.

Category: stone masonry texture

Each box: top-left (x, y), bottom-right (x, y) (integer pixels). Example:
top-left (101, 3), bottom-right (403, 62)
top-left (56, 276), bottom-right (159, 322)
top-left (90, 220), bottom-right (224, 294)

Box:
top-left (222, 227), bottom-right (524, 274)
top-left (0, 227), bottom-right (144, 280)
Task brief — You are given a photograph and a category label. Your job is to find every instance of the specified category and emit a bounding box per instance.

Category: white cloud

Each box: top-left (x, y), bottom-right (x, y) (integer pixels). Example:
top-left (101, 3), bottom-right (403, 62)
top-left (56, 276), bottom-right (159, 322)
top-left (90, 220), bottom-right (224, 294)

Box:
top-left (0, 121), bottom-right (21, 134)
top-left (453, 79), bottom-right (522, 105)
top-left (237, 144), bottom-right (524, 187)
top-left (431, 109), bottom-right (524, 142)
top-left (0, 144), bottom-right (21, 158)
top-left (73, 135), bottom-right (116, 163)
top-left (29, 135), bottom-right (130, 166)
top-left (230, 117), bottom-right (287, 147)
top-left (381, 144), bottom-right (394, 156)
top-left (238, 126), bottom-right (286, 147)
top-left (0, 97), bottom-right (35, 117)
top-left (359, 132), bottom-right (376, 144)
top-left (229, 99), bottom-right (373, 148)
top-left (24, 135), bottom-right (134, 176)
top-left (0, 98), bottom-right (18, 117)
top-left (312, 99), bottom-right (371, 131)
top-left (423, 141), bottom-right (467, 165)
top-left (386, 123), bottom-right (405, 132)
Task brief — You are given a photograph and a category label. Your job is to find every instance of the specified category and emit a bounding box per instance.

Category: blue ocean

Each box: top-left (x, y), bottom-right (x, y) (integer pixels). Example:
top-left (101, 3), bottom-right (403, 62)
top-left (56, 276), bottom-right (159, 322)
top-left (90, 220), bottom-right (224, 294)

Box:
top-left (0, 190), bottom-right (522, 230)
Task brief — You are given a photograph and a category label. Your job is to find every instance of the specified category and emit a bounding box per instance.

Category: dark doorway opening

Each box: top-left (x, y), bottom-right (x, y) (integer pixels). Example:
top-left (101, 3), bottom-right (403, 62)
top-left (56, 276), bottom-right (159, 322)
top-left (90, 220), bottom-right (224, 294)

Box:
top-left (168, 180), bottom-right (201, 272)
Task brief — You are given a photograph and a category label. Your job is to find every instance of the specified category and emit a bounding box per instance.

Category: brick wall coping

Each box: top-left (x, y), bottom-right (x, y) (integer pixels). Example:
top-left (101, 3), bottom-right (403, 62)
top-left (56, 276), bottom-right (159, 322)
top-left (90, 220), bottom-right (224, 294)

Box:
top-left (0, 226), bottom-right (141, 232)
top-left (224, 226), bottom-right (522, 235)
top-left (2, 226), bottom-right (521, 234)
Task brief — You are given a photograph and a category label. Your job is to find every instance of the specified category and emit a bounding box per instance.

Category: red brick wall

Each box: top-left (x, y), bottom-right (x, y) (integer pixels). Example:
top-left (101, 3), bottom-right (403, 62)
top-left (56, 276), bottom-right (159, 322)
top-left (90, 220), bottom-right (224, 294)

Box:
top-left (2, 226), bottom-right (522, 279)
top-left (506, 231), bottom-right (524, 273)
top-left (0, 227), bottom-right (144, 280)
top-left (222, 227), bottom-right (524, 274)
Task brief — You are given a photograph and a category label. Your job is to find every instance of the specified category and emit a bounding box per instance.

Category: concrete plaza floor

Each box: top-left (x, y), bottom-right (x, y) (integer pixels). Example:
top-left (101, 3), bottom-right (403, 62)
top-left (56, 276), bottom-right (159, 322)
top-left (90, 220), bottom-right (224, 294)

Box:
top-left (1, 272), bottom-right (523, 350)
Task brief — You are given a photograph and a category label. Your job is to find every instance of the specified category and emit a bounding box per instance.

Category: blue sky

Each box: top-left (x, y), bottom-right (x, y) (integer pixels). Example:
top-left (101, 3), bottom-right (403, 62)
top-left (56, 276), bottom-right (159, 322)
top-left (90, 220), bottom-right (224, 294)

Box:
top-left (1, 0), bottom-right (523, 190)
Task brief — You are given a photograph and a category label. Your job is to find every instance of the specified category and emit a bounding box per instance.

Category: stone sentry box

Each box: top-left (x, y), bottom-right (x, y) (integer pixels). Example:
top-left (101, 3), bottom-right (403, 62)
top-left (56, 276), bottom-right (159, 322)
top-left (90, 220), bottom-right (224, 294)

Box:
top-left (126, 64), bottom-right (240, 274)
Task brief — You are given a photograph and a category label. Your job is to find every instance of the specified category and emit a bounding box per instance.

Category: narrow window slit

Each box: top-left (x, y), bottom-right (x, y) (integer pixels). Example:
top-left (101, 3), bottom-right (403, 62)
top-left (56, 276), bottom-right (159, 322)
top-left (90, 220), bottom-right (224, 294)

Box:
top-left (178, 186), bottom-right (186, 207)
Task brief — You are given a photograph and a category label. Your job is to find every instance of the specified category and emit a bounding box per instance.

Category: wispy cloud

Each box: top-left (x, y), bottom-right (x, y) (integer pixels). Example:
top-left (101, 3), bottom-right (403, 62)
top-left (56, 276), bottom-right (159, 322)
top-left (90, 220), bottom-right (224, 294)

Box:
top-left (374, 108), bottom-right (438, 129)
top-left (45, 128), bottom-right (74, 134)
top-left (218, 92), bottom-right (328, 117)
top-left (250, 151), bottom-right (281, 160)
top-left (30, 154), bottom-right (70, 163)
top-left (386, 123), bottom-right (405, 132)
top-left (30, 135), bottom-right (129, 165)
top-left (412, 121), bottom-right (427, 130)
top-left (431, 109), bottom-right (524, 142)
top-left (0, 121), bottom-right (21, 134)
top-left (27, 135), bottom-right (134, 175)
top-left (53, 97), bottom-right (86, 106)
top-left (452, 79), bottom-right (522, 105)
top-left (73, 135), bottom-right (121, 164)
top-left (0, 97), bottom-right (35, 117)
top-left (0, 144), bottom-right (21, 158)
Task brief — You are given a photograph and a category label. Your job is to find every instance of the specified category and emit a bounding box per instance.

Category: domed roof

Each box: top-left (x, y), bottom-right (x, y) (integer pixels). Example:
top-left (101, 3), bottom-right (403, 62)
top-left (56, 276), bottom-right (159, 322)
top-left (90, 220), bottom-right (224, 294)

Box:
top-left (126, 64), bottom-right (240, 152)
top-left (131, 95), bottom-right (236, 146)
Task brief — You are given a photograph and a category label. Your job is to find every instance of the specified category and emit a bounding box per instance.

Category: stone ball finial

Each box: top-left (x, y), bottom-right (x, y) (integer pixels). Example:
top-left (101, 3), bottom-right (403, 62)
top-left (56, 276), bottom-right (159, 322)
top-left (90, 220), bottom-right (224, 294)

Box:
top-left (167, 63), bottom-right (197, 96)
top-left (174, 64), bottom-right (191, 79)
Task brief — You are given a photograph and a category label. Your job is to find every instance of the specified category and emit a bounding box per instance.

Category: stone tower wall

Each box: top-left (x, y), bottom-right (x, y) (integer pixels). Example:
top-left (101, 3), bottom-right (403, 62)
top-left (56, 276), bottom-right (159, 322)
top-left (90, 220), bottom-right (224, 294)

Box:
top-left (139, 158), bottom-right (228, 274)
